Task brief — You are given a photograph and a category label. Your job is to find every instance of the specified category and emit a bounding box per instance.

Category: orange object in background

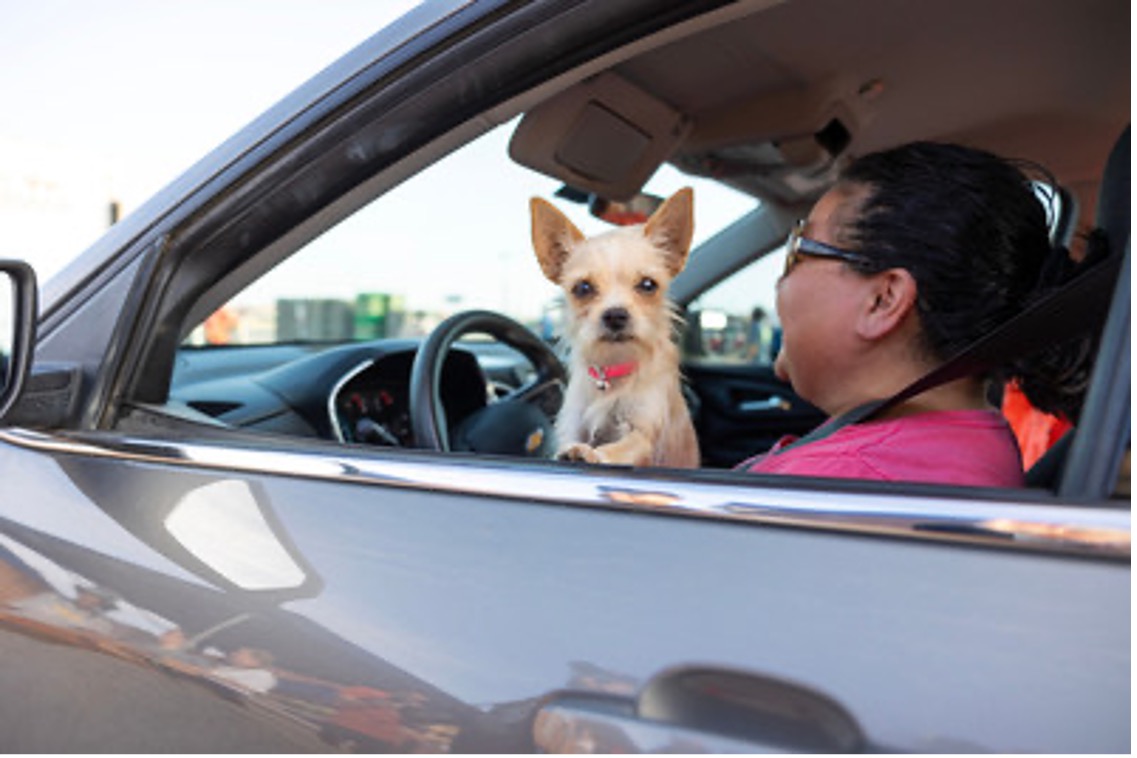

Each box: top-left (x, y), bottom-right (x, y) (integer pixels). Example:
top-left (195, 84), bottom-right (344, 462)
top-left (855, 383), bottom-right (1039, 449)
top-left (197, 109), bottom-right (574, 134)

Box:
top-left (203, 306), bottom-right (238, 344)
top-left (1002, 381), bottom-right (1072, 470)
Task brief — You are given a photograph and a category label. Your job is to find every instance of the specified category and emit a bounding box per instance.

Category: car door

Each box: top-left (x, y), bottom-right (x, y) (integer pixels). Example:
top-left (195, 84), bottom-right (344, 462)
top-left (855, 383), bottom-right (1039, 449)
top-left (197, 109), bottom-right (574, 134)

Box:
top-left (1, 410), bottom-right (1130, 752)
top-left (684, 359), bottom-right (825, 468)
top-left (0, 0), bottom-right (1130, 753)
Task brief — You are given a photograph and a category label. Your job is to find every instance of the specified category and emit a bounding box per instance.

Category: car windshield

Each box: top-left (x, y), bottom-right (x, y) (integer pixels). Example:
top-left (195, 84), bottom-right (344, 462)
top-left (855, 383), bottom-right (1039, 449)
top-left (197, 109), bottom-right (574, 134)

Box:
top-left (182, 118), bottom-right (758, 348)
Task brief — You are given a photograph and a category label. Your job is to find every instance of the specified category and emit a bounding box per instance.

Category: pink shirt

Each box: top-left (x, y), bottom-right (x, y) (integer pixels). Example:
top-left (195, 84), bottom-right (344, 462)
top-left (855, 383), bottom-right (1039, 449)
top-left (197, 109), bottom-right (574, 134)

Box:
top-left (738, 409), bottom-right (1025, 487)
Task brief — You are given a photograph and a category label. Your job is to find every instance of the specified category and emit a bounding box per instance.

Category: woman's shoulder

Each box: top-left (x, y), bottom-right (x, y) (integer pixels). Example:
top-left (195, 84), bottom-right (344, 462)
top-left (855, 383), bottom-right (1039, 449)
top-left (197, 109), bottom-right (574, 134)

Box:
top-left (837, 409), bottom-right (1022, 485)
top-left (749, 409), bottom-right (1024, 486)
top-left (831, 409), bottom-right (1015, 454)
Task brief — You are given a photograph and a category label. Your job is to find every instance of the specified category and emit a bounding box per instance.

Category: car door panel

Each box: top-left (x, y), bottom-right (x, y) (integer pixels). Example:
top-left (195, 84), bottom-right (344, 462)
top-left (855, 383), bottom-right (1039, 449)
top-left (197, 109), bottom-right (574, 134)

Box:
top-left (0, 430), bottom-right (1128, 753)
top-left (685, 363), bottom-right (825, 468)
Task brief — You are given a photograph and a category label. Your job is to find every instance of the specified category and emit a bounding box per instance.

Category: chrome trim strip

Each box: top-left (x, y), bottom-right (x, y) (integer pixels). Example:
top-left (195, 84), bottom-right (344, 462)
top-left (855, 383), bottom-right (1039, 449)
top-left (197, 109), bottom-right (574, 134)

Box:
top-left (1, 427), bottom-right (1128, 560)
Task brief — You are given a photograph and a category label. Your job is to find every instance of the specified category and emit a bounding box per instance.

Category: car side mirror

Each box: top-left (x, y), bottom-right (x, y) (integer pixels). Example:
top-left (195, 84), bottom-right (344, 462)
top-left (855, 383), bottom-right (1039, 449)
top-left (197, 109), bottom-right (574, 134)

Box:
top-left (0, 260), bottom-right (37, 421)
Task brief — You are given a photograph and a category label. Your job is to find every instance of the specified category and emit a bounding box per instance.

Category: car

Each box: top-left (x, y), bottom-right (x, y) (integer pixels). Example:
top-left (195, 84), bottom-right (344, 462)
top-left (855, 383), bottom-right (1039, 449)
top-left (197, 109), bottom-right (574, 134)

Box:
top-left (0, 0), bottom-right (1129, 752)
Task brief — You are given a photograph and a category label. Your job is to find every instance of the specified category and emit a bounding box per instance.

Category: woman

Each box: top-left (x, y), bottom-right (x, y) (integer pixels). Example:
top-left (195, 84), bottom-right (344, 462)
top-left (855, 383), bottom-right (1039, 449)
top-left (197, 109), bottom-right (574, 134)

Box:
top-left (740, 142), bottom-right (1086, 486)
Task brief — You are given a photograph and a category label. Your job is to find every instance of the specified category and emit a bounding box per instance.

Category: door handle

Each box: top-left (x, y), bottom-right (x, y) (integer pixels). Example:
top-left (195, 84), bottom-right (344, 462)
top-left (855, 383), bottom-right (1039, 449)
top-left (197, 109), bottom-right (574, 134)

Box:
top-left (738, 395), bottom-right (791, 413)
top-left (533, 667), bottom-right (865, 753)
top-left (534, 695), bottom-right (770, 753)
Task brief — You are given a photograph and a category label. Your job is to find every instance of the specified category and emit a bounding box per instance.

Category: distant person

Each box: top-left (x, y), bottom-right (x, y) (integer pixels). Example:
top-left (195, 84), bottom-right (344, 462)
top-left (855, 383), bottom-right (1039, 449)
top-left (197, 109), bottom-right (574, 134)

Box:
top-left (745, 306), bottom-right (775, 363)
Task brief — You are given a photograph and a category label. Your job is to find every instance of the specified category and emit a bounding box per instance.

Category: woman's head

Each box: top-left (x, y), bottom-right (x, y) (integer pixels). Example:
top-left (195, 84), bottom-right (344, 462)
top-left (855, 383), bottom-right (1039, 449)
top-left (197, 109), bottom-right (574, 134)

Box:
top-left (835, 141), bottom-right (1052, 363)
top-left (773, 180), bottom-right (928, 413)
top-left (774, 141), bottom-right (1074, 416)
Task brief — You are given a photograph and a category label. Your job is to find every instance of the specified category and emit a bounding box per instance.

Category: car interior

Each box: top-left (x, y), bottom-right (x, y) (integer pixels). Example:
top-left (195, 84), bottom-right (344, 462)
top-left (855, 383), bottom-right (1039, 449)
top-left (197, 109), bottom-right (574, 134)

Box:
top-left (105, 0), bottom-right (1127, 497)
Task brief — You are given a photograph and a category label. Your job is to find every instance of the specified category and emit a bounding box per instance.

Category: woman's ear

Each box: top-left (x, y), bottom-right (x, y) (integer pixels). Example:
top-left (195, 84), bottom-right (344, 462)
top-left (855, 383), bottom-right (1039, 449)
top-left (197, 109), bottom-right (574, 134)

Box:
top-left (856, 268), bottom-right (919, 340)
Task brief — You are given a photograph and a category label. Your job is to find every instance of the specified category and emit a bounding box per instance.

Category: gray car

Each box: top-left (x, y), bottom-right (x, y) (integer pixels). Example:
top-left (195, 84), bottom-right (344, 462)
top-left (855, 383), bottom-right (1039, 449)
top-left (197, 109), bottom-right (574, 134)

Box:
top-left (0, 0), bottom-right (1129, 752)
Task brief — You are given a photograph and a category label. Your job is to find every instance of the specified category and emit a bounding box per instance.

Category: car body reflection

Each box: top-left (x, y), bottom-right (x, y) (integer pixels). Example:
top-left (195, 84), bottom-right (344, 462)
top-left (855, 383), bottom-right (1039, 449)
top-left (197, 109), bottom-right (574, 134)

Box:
top-left (0, 468), bottom-right (488, 752)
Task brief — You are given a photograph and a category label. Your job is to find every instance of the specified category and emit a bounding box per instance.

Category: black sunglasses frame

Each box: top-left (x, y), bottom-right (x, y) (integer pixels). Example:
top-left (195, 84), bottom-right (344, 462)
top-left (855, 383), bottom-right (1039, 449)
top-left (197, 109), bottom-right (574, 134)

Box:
top-left (783, 220), bottom-right (876, 278)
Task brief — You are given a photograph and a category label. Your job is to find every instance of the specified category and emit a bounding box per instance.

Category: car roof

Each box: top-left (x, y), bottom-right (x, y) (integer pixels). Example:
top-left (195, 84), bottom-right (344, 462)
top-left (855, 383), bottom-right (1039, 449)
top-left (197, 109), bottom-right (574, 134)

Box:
top-left (509, 0), bottom-right (1128, 222)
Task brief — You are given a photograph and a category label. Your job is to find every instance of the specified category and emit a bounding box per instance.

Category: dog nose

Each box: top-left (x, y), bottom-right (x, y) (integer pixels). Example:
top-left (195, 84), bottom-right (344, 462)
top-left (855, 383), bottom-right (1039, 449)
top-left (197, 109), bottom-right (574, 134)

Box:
top-left (602, 307), bottom-right (630, 332)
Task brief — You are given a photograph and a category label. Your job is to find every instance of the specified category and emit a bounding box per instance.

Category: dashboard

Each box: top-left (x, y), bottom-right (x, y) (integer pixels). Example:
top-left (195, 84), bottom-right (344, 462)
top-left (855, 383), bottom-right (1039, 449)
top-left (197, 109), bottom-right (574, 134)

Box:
top-left (334, 361), bottom-right (413, 446)
top-left (331, 349), bottom-right (488, 447)
top-left (168, 339), bottom-right (519, 447)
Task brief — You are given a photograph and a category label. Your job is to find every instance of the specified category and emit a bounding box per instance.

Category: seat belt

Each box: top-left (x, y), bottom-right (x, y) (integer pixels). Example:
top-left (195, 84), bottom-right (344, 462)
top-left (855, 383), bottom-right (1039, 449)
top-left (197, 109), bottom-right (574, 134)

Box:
top-left (775, 249), bottom-right (1125, 454)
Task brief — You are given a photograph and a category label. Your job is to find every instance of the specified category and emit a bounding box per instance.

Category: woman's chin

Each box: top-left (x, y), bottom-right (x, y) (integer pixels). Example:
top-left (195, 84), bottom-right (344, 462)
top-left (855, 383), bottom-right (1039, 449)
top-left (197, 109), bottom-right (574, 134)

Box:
top-left (773, 350), bottom-right (790, 382)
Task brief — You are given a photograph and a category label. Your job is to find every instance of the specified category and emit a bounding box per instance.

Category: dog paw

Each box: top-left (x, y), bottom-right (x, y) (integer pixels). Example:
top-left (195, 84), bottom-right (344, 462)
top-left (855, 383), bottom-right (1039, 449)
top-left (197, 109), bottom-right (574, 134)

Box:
top-left (557, 443), bottom-right (602, 463)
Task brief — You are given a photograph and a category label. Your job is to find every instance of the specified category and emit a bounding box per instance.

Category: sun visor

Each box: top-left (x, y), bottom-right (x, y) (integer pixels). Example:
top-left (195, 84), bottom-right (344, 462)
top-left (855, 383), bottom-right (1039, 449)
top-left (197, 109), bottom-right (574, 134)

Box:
top-left (509, 73), bottom-right (690, 201)
top-left (672, 81), bottom-right (861, 202)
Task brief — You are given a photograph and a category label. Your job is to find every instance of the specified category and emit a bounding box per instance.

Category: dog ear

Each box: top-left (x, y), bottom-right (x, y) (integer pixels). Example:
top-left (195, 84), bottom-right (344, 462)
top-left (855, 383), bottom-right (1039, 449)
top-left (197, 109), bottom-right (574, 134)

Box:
top-left (643, 187), bottom-right (694, 277)
top-left (531, 197), bottom-right (585, 283)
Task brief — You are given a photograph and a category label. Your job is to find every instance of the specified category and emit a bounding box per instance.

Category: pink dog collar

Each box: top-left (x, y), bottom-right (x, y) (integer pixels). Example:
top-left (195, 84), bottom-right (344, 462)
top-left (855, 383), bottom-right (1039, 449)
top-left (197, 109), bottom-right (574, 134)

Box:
top-left (587, 362), bottom-right (637, 391)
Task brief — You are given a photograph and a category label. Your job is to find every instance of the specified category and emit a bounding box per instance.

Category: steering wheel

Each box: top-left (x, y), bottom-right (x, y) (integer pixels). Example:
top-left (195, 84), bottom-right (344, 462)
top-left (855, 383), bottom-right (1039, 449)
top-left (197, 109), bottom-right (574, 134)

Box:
top-left (409, 310), bottom-right (565, 455)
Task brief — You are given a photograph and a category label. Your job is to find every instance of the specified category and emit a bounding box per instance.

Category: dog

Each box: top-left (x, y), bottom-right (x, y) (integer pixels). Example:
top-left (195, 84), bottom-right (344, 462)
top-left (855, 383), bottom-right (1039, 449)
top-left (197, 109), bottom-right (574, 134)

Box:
top-left (529, 187), bottom-right (700, 468)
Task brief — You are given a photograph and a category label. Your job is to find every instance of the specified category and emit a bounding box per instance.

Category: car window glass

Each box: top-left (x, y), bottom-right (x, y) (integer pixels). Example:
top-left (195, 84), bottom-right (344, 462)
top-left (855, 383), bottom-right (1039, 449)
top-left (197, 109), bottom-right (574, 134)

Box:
top-left (182, 118), bottom-right (755, 348)
top-left (684, 249), bottom-right (783, 366)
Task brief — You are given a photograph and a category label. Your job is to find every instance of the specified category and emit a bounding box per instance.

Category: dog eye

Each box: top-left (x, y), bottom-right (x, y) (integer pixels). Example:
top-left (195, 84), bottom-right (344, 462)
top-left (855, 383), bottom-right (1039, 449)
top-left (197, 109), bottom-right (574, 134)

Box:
top-left (636, 277), bottom-right (658, 294)
top-left (571, 280), bottom-right (595, 299)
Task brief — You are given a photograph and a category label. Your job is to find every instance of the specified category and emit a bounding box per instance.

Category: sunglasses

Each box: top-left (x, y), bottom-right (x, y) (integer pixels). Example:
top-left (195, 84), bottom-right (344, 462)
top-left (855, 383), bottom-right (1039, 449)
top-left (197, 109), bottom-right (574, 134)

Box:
top-left (783, 219), bottom-right (876, 278)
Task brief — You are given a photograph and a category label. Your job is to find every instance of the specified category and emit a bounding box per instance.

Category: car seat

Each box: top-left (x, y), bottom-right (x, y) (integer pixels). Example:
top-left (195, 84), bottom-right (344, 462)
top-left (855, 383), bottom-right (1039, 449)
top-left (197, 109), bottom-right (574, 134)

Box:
top-left (1025, 126), bottom-right (1130, 491)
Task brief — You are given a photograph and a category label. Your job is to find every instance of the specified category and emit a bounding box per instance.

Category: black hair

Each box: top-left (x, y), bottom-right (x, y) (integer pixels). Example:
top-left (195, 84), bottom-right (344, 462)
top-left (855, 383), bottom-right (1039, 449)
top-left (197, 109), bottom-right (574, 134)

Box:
top-left (835, 141), bottom-right (1093, 420)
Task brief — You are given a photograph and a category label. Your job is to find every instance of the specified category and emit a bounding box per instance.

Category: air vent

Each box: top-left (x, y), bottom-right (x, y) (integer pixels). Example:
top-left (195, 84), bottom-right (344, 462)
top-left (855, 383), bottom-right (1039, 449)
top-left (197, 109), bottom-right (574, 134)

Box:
top-left (187, 400), bottom-right (242, 418)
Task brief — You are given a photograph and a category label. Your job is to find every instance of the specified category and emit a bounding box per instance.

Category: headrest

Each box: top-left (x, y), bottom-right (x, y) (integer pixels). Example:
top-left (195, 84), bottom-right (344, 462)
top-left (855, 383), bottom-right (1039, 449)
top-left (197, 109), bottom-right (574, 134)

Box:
top-left (1095, 126), bottom-right (1130, 258)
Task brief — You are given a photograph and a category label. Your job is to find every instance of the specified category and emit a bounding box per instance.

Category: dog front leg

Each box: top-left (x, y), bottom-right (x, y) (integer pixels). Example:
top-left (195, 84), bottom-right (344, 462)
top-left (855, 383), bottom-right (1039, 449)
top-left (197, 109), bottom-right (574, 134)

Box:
top-left (557, 442), bottom-right (604, 463)
top-left (594, 429), bottom-right (655, 466)
top-left (558, 429), bottom-right (654, 466)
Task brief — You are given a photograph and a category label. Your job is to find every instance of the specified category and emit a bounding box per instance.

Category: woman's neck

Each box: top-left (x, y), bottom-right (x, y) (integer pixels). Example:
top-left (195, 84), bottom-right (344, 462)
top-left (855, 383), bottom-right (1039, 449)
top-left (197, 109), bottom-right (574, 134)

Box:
top-left (873, 376), bottom-right (993, 421)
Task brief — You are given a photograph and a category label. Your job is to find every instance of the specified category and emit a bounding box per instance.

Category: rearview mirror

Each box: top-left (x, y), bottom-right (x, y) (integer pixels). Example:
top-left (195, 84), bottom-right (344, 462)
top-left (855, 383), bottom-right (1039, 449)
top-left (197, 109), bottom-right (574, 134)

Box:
top-left (589, 192), bottom-right (664, 226)
top-left (0, 260), bottom-right (37, 421)
top-left (552, 185), bottom-right (665, 227)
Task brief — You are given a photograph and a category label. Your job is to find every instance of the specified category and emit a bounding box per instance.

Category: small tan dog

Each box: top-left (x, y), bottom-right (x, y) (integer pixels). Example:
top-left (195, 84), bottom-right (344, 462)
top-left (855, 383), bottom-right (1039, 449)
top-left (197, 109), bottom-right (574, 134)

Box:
top-left (530, 187), bottom-right (699, 468)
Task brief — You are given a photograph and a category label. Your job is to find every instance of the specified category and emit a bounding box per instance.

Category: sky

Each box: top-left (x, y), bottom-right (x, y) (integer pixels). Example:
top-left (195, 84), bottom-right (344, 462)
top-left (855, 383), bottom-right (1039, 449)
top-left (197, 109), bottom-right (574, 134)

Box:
top-left (0, 0), bottom-right (420, 278)
top-left (0, 0), bottom-right (774, 329)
